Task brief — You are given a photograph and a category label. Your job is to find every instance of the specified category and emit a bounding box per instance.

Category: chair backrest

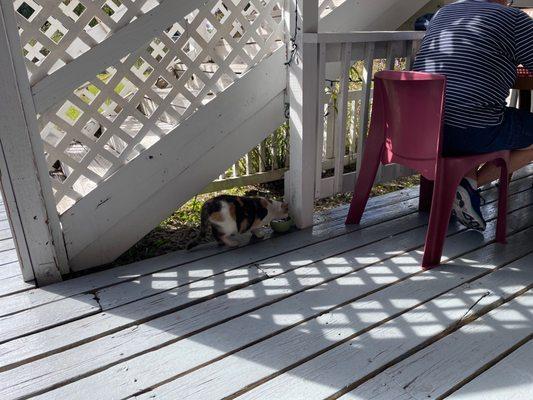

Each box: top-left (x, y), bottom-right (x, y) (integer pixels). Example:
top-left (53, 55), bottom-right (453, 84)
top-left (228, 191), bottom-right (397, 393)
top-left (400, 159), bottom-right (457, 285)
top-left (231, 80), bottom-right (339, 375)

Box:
top-left (375, 70), bottom-right (446, 179)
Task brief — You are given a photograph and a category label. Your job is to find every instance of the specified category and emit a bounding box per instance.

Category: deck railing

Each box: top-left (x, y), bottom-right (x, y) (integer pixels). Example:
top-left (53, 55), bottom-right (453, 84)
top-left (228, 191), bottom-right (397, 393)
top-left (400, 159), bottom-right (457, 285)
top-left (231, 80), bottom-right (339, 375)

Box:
top-left (308, 31), bottom-right (425, 199)
top-left (205, 130), bottom-right (289, 193)
top-left (210, 31), bottom-right (425, 195)
top-left (286, 27), bottom-right (425, 227)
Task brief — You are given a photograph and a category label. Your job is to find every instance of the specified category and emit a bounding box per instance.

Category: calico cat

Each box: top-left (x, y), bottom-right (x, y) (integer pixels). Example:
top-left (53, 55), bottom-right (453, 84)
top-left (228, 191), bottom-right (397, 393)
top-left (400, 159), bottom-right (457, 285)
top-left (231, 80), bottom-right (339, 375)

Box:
top-left (187, 195), bottom-right (289, 250)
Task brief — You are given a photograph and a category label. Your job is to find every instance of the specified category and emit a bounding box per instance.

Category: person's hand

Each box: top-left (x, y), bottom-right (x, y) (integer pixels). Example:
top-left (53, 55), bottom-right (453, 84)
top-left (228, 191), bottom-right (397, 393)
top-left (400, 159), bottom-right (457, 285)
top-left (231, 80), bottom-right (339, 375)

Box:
top-left (523, 8), bottom-right (533, 18)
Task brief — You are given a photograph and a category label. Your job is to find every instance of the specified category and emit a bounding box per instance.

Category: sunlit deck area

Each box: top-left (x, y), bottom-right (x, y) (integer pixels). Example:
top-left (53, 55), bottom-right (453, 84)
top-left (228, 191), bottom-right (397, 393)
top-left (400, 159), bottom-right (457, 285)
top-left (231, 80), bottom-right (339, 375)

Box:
top-left (0, 168), bottom-right (532, 400)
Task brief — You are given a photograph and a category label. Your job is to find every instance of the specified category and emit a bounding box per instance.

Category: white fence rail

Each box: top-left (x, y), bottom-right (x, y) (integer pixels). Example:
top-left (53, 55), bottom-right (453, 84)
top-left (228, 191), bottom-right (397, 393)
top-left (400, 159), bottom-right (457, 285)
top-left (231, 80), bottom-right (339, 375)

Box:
top-left (205, 131), bottom-right (289, 193)
top-left (287, 28), bottom-right (425, 227)
top-left (210, 31), bottom-right (425, 197)
top-left (310, 32), bottom-right (424, 199)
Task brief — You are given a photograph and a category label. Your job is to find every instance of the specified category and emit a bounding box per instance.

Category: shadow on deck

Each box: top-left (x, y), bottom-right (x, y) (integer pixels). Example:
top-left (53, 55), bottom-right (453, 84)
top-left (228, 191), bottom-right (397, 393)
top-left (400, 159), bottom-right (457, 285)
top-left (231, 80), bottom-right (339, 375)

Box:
top-left (0, 167), bottom-right (533, 400)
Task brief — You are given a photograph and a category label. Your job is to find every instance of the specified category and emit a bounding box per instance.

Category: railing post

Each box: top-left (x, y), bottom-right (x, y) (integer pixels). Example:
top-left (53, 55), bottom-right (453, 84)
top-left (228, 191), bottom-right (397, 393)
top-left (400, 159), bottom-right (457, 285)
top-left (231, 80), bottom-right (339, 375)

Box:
top-left (0, 1), bottom-right (69, 284)
top-left (287, 0), bottom-right (319, 228)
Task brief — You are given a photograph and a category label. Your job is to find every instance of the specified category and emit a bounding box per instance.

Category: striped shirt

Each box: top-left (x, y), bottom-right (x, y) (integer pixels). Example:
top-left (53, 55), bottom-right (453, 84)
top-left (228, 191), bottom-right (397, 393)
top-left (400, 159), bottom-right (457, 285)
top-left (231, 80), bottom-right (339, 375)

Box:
top-left (412, 0), bottom-right (533, 128)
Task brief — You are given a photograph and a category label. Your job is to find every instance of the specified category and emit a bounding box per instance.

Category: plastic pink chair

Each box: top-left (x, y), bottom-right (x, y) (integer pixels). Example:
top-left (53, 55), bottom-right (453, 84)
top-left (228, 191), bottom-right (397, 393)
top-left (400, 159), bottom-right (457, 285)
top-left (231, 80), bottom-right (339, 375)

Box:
top-left (345, 71), bottom-right (510, 268)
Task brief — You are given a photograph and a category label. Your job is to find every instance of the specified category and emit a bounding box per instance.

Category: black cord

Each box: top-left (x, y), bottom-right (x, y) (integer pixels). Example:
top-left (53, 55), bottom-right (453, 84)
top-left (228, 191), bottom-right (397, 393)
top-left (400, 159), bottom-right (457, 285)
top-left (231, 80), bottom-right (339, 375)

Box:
top-left (285, 5), bottom-right (299, 66)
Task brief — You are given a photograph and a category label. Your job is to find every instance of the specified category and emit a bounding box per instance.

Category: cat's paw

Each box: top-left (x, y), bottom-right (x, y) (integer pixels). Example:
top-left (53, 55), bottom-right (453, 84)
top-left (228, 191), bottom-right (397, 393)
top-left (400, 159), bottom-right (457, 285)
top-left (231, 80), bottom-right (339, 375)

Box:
top-left (251, 229), bottom-right (265, 239)
top-left (222, 237), bottom-right (239, 247)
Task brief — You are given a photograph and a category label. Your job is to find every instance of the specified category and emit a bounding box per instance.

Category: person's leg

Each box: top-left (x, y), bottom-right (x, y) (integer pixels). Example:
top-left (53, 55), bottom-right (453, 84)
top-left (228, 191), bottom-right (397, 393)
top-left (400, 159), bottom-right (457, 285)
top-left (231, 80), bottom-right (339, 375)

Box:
top-left (454, 177), bottom-right (487, 231)
top-left (472, 146), bottom-right (533, 186)
top-left (443, 126), bottom-right (490, 230)
top-left (456, 146), bottom-right (533, 231)
top-left (448, 108), bottom-right (533, 231)
top-left (464, 107), bottom-right (533, 188)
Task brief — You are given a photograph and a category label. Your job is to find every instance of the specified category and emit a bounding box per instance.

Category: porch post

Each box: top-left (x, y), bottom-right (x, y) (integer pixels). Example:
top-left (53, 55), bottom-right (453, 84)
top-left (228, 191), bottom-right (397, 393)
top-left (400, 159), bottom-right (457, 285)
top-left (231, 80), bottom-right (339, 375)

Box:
top-left (0, 1), bottom-right (69, 284)
top-left (287, 0), bottom-right (319, 228)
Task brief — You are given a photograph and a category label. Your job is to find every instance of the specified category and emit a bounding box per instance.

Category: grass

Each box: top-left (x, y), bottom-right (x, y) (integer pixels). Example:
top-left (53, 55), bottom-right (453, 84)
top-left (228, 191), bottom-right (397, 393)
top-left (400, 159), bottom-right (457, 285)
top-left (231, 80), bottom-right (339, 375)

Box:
top-left (114, 186), bottom-right (251, 264)
top-left (114, 82), bottom-right (126, 95)
top-left (87, 84), bottom-right (100, 96)
top-left (113, 175), bottom-right (420, 266)
top-left (66, 106), bottom-right (81, 121)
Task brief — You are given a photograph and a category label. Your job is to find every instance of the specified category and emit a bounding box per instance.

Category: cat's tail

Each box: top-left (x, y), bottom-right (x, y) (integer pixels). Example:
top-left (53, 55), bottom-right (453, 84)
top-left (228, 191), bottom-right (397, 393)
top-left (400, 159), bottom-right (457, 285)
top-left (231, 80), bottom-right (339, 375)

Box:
top-left (186, 203), bottom-right (210, 250)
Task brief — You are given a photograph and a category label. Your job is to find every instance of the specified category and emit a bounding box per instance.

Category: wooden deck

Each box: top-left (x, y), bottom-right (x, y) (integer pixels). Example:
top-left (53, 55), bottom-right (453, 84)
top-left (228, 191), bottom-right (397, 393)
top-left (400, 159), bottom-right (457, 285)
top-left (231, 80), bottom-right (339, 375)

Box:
top-left (0, 195), bottom-right (34, 298)
top-left (1, 168), bottom-right (533, 400)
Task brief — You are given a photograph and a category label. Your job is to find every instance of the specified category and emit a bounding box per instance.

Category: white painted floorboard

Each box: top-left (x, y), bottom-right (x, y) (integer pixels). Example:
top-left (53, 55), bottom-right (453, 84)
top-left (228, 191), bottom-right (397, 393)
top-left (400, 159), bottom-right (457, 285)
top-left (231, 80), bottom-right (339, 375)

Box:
top-left (16, 203), bottom-right (533, 400)
top-left (1, 169), bottom-right (533, 400)
top-left (0, 178), bottom-right (529, 377)
top-left (447, 340), bottom-right (533, 400)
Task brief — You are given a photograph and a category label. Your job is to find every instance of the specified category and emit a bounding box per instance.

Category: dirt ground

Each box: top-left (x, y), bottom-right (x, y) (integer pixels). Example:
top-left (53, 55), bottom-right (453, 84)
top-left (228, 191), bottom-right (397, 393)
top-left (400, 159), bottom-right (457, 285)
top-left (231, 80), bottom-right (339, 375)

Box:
top-left (113, 175), bottom-right (420, 266)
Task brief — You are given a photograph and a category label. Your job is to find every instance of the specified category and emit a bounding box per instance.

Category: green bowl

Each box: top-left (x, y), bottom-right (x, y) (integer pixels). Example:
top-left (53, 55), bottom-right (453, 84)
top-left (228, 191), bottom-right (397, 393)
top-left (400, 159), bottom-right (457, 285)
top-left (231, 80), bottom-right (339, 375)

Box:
top-left (270, 217), bottom-right (294, 233)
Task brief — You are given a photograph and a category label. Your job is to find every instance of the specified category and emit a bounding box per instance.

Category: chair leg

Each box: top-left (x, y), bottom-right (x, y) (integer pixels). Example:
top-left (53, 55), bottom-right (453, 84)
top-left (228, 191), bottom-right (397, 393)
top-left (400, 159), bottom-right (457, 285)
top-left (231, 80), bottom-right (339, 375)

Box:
top-left (422, 169), bottom-right (463, 269)
top-left (419, 176), bottom-right (434, 212)
top-left (346, 145), bottom-right (383, 225)
top-left (496, 161), bottom-right (509, 244)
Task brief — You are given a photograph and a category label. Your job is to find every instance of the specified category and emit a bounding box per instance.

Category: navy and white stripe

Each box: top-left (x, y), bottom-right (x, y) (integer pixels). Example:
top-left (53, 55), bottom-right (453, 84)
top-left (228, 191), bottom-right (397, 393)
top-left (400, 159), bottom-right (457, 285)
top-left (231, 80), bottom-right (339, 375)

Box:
top-left (413, 0), bottom-right (533, 128)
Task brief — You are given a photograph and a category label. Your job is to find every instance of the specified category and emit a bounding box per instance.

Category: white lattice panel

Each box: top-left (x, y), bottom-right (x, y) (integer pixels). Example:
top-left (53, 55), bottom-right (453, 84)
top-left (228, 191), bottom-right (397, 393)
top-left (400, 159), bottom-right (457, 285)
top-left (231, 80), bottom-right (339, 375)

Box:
top-left (32, 0), bottom-right (284, 213)
top-left (14, 0), bottom-right (162, 85)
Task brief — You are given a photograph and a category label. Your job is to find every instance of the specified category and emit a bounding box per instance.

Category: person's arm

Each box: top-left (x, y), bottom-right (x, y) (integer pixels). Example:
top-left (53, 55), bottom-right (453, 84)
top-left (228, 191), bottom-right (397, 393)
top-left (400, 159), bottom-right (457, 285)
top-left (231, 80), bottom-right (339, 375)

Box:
top-left (515, 10), bottom-right (533, 70)
top-left (522, 8), bottom-right (533, 18)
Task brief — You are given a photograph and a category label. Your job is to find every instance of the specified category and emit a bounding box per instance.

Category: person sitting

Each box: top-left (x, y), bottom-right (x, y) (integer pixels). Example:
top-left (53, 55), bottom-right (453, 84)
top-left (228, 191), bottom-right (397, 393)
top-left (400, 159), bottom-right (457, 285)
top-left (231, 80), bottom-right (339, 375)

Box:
top-left (412, 0), bottom-right (533, 231)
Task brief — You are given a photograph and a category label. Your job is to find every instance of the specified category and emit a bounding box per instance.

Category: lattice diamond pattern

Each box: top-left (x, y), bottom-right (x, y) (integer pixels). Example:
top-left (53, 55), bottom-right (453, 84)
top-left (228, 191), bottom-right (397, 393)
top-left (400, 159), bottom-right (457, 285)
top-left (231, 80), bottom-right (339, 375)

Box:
top-left (14, 0), bottom-right (162, 84)
top-left (35, 0), bottom-right (284, 213)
